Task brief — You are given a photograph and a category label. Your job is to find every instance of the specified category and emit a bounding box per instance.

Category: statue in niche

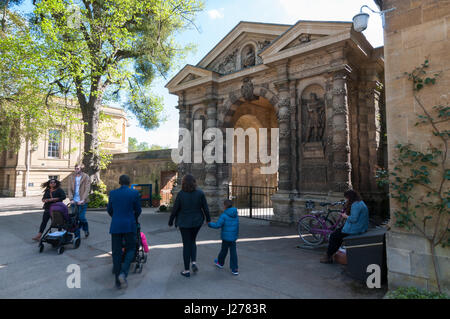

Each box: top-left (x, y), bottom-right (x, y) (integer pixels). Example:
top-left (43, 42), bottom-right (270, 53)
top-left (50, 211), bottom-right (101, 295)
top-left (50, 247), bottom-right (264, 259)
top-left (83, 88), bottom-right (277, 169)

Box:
top-left (242, 46), bottom-right (255, 68)
top-left (304, 93), bottom-right (325, 143)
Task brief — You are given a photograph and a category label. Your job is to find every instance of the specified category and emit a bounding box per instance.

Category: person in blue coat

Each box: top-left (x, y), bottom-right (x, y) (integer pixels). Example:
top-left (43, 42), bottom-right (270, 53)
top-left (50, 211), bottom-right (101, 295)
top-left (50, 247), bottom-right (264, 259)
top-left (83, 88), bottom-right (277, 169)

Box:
top-left (208, 199), bottom-right (240, 275)
top-left (107, 175), bottom-right (142, 289)
top-left (320, 189), bottom-right (369, 264)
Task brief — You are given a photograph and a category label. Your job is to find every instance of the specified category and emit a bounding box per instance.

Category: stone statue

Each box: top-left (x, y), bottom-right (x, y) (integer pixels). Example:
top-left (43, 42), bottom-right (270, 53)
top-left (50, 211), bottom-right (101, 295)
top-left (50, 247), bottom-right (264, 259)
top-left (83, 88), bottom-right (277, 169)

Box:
top-left (241, 77), bottom-right (256, 101)
top-left (242, 46), bottom-right (255, 68)
top-left (304, 93), bottom-right (325, 143)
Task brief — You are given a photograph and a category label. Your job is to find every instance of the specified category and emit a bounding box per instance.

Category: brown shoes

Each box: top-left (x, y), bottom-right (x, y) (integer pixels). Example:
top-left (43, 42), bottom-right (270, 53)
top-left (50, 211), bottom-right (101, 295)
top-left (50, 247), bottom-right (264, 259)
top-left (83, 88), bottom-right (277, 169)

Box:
top-left (320, 254), bottom-right (333, 264)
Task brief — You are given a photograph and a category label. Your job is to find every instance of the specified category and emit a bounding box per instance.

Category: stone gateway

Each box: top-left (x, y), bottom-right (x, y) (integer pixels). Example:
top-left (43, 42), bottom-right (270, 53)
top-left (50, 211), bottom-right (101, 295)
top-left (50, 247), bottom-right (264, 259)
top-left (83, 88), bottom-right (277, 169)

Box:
top-left (166, 21), bottom-right (387, 222)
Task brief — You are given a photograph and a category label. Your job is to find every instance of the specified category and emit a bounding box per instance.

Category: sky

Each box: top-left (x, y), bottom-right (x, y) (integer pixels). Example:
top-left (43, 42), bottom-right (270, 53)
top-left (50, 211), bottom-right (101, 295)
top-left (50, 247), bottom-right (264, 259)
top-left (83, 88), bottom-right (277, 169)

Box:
top-left (16, 0), bottom-right (384, 149)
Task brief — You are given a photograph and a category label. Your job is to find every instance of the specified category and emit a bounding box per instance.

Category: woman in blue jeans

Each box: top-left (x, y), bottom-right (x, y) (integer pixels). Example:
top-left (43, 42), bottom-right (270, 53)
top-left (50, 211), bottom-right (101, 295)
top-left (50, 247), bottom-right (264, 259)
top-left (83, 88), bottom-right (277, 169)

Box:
top-left (169, 174), bottom-right (211, 277)
top-left (320, 189), bottom-right (369, 264)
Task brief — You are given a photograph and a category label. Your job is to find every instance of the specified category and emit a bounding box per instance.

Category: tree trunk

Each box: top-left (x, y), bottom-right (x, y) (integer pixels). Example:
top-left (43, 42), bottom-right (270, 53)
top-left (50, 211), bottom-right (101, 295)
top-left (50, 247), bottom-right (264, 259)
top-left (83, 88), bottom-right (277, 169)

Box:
top-left (81, 97), bottom-right (102, 191)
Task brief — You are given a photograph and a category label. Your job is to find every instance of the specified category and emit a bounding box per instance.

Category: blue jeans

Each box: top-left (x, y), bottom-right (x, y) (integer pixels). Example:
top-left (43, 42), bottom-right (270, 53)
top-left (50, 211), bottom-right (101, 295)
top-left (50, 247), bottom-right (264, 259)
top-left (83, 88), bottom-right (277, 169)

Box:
top-left (112, 232), bottom-right (136, 278)
top-left (218, 240), bottom-right (238, 271)
top-left (72, 204), bottom-right (88, 237)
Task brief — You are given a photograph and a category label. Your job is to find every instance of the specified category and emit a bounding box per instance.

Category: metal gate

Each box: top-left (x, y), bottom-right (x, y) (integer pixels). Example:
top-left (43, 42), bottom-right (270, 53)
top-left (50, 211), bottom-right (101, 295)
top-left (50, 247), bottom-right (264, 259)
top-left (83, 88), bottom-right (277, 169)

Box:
top-left (227, 184), bottom-right (277, 220)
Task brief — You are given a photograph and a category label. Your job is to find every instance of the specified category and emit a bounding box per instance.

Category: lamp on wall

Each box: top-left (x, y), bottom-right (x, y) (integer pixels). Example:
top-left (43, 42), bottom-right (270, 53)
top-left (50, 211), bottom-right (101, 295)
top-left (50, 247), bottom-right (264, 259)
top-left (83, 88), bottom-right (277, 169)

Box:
top-left (352, 5), bottom-right (396, 32)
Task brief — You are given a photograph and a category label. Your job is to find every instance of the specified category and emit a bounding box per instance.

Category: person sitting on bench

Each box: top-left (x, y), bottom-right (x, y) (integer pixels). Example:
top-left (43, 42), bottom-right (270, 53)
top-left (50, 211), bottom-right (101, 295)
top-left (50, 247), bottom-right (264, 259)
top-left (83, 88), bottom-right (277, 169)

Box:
top-left (320, 189), bottom-right (369, 264)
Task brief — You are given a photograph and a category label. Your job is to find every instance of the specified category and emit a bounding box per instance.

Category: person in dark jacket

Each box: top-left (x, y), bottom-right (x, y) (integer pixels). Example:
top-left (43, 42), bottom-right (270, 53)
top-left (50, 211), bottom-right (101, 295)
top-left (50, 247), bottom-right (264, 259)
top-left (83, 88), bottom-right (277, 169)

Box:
top-left (168, 174), bottom-right (211, 277)
top-left (208, 199), bottom-right (239, 275)
top-left (107, 175), bottom-right (142, 289)
top-left (32, 179), bottom-right (66, 241)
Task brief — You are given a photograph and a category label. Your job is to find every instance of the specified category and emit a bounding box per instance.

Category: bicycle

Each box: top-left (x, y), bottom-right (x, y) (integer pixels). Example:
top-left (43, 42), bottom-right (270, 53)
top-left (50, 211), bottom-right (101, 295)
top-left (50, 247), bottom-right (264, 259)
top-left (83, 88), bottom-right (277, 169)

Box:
top-left (297, 200), bottom-right (346, 246)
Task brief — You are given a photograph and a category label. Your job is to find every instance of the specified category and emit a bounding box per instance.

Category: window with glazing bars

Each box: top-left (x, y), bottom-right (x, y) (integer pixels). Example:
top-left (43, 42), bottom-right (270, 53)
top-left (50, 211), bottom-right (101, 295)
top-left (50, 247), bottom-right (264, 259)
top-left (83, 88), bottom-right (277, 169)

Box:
top-left (48, 130), bottom-right (61, 158)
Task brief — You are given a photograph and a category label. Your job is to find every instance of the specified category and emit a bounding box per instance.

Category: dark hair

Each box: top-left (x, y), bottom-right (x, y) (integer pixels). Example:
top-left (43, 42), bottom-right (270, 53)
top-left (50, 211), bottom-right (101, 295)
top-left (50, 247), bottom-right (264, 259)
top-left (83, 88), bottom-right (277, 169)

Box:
top-left (344, 189), bottom-right (361, 204)
top-left (181, 174), bottom-right (196, 192)
top-left (119, 175), bottom-right (131, 186)
top-left (224, 199), bottom-right (233, 209)
top-left (41, 179), bottom-right (61, 190)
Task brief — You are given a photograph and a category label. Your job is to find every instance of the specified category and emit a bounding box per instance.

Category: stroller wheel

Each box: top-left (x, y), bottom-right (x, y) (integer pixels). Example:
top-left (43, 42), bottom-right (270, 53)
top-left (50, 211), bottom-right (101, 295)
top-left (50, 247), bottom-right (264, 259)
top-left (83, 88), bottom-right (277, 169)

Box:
top-left (138, 263), bottom-right (143, 273)
top-left (73, 237), bottom-right (81, 249)
top-left (143, 253), bottom-right (148, 263)
top-left (57, 246), bottom-right (65, 255)
top-left (134, 263), bottom-right (140, 273)
top-left (39, 244), bottom-right (44, 253)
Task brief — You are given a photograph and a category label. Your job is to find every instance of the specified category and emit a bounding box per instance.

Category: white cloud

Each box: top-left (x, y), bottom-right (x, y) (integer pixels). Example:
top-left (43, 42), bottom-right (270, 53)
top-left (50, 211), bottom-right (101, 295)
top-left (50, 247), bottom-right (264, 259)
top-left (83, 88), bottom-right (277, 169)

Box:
top-left (208, 8), bottom-right (224, 20)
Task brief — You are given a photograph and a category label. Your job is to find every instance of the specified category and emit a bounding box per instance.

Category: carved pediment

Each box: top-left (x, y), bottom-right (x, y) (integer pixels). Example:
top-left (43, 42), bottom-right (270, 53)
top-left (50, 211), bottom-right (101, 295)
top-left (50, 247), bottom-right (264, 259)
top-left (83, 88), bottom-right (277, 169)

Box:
top-left (280, 33), bottom-right (327, 51)
top-left (179, 73), bottom-right (201, 84)
top-left (196, 22), bottom-right (290, 74)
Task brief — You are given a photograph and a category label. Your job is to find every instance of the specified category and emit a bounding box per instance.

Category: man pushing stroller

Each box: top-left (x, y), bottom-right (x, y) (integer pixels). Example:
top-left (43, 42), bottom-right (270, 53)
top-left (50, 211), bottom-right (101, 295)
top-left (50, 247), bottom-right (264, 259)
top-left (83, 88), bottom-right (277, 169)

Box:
top-left (107, 175), bottom-right (142, 289)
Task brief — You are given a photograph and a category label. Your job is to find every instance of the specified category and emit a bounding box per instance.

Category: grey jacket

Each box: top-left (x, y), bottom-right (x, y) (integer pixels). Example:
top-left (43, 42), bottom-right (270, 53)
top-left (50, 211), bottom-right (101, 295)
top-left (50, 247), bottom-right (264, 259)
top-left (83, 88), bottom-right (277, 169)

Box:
top-left (169, 189), bottom-right (211, 228)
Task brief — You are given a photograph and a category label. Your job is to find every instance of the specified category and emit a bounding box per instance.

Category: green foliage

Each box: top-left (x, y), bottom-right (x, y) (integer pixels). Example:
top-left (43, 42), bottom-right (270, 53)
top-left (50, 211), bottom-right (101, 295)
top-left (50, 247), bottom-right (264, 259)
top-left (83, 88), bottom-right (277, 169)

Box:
top-left (88, 191), bottom-right (108, 208)
top-left (88, 181), bottom-right (108, 208)
top-left (385, 287), bottom-right (449, 299)
top-left (128, 137), bottom-right (169, 152)
top-left (152, 193), bottom-right (162, 200)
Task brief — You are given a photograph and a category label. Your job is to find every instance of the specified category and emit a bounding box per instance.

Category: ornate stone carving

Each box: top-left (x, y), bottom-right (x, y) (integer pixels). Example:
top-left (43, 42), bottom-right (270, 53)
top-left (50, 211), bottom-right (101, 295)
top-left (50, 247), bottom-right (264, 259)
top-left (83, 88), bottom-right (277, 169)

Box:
top-left (277, 106), bottom-right (291, 123)
top-left (241, 77), bottom-right (257, 101)
top-left (302, 93), bottom-right (325, 143)
top-left (257, 40), bottom-right (271, 50)
top-left (216, 49), bottom-right (237, 74)
top-left (299, 34), bottom-right (311, 43)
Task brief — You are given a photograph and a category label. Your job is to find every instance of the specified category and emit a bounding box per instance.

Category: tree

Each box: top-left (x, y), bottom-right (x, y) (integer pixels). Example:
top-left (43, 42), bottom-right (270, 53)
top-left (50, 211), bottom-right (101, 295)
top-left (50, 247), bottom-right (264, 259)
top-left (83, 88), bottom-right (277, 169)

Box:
top-left (30, 0), bottom-right (203, 189)
top-left (0, 2), bottom-right (80, 153)
top-left (128, 137), bottom-right (168, 152)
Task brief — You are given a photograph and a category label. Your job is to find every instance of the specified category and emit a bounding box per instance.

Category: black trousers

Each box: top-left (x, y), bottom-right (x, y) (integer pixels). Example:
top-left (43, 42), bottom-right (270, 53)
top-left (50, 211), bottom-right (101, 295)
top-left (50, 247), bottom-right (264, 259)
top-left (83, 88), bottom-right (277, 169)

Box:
top-left (111, 232), bottom-right (136, 278)
top-left (39, 210), bottom-right (51, 233)
top-left (327, 227), bottom-right (350, 257)
top-left (179, 226), bottom-right (201, 271)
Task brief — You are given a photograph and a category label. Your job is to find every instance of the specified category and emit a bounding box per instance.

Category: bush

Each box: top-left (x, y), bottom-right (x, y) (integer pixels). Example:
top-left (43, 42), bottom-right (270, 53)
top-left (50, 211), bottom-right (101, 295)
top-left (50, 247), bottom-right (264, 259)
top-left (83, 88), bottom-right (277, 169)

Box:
top-left (88, 191), bottom-right (108, 208)
top-left (159, 205), bottom-right (167, 212)
top-left (152, 193), bottom-right (162, 200)
top-left (385, 287), bottom-right (449, 299)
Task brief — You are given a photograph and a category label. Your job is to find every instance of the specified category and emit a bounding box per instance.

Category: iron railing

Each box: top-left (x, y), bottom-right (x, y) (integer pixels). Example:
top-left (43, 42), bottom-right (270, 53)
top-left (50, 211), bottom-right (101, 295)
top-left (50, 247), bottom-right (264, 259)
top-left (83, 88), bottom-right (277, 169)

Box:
top-left (227, 184), bottom-right (277, 220)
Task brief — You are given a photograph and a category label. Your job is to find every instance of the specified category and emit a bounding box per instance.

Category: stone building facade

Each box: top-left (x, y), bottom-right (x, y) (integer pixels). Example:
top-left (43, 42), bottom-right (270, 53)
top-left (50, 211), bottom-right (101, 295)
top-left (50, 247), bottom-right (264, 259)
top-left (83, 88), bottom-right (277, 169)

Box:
top-left (166, 20), bottom-right (387, 220)
top-left (0, 101), bottom-right (128, 197)
top-left (101, 149), bottom-right (177, 206)
top-left (377, 0), bottom-right (450, 293)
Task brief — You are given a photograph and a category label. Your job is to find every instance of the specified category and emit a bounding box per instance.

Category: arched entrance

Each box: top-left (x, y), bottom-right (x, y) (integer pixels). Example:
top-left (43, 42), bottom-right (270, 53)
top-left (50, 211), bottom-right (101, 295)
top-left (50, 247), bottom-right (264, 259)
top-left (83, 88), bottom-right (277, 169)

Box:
top-left (223, 96), bottom-right (279, 220)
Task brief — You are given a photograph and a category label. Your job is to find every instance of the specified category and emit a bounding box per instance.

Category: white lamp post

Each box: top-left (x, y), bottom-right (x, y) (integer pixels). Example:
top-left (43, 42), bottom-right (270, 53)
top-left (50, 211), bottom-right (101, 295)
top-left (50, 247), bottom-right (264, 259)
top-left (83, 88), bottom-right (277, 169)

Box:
top-left (352, 5), bottom-right (396, 32)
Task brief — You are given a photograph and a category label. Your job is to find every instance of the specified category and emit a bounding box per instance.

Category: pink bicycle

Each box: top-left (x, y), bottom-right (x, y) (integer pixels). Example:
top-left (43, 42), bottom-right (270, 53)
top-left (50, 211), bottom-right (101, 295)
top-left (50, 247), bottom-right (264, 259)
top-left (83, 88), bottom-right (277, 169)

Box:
top-left (297, 200), bottom-right (346, 246)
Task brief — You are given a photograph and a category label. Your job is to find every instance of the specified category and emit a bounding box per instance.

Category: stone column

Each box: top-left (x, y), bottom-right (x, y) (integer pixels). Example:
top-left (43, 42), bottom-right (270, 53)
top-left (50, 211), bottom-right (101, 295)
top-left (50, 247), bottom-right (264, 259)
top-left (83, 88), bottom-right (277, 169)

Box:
top-left (271, 63), bottom-right (294, 225)
top-left (202, 85), bottom-right (221, 215)
top-left (331, 70), bottom-right (352, 193)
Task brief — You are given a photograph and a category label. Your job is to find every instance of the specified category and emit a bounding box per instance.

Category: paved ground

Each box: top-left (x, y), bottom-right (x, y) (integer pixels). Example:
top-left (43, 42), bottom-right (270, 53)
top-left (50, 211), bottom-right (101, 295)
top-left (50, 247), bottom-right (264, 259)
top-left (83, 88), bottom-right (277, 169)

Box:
top-left (0, 198), bottom-right (387, 299)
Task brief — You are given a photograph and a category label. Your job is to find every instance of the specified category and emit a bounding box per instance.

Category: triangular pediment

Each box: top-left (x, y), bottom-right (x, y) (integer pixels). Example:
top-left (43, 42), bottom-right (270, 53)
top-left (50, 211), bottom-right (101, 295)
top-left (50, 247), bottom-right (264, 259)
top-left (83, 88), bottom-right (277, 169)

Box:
top-left (259, 20), bottom-right (353, 59)
top-left (196, 21), bottom-right (290, 74)
top-left (165, 65), bottom-right (217, 93)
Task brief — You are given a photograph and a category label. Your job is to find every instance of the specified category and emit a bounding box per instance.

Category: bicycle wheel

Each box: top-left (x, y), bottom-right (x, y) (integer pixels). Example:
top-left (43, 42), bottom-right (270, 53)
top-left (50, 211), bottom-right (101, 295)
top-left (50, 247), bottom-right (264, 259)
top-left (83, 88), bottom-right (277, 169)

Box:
top-left (298, 216), bottom-right (326, 246)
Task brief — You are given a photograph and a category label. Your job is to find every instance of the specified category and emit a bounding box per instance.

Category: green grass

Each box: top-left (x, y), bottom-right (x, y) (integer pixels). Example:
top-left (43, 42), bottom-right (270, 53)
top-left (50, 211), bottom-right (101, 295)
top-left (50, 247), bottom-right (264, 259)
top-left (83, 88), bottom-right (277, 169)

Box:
top-left (385, 287), bottom-right (449, 299)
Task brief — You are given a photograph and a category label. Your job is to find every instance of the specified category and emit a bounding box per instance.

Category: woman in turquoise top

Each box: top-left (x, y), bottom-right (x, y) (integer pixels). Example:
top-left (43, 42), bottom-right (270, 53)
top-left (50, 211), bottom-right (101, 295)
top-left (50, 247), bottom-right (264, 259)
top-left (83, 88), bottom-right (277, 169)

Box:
top-left (320, 189), bottom-right (369, 264)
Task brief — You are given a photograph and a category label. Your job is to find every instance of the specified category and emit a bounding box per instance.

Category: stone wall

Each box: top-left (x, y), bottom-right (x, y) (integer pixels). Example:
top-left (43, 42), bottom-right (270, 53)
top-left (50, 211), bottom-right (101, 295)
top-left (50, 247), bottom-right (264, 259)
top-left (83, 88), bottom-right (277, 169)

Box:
top-left (381, 0), bottom-right (450, 293)
top-left (101, 149), bottom-right (177, 197)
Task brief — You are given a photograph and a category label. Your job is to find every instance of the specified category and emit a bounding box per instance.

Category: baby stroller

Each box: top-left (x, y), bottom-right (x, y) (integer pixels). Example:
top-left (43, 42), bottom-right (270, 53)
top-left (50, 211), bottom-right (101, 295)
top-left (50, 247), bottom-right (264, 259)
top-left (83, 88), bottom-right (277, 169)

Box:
top-left (113, 221), bottom-right (148, 275)
top-left (38, 202), bottom-right (81, 255)
top-left (132, 222), bottom-right (148, 273)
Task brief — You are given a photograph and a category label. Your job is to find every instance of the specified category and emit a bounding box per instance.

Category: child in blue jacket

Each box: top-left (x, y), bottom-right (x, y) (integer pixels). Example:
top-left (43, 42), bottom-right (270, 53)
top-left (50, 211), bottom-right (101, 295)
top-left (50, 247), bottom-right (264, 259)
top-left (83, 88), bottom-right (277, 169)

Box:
top-left (208, 199), bottom-right (239, 275)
